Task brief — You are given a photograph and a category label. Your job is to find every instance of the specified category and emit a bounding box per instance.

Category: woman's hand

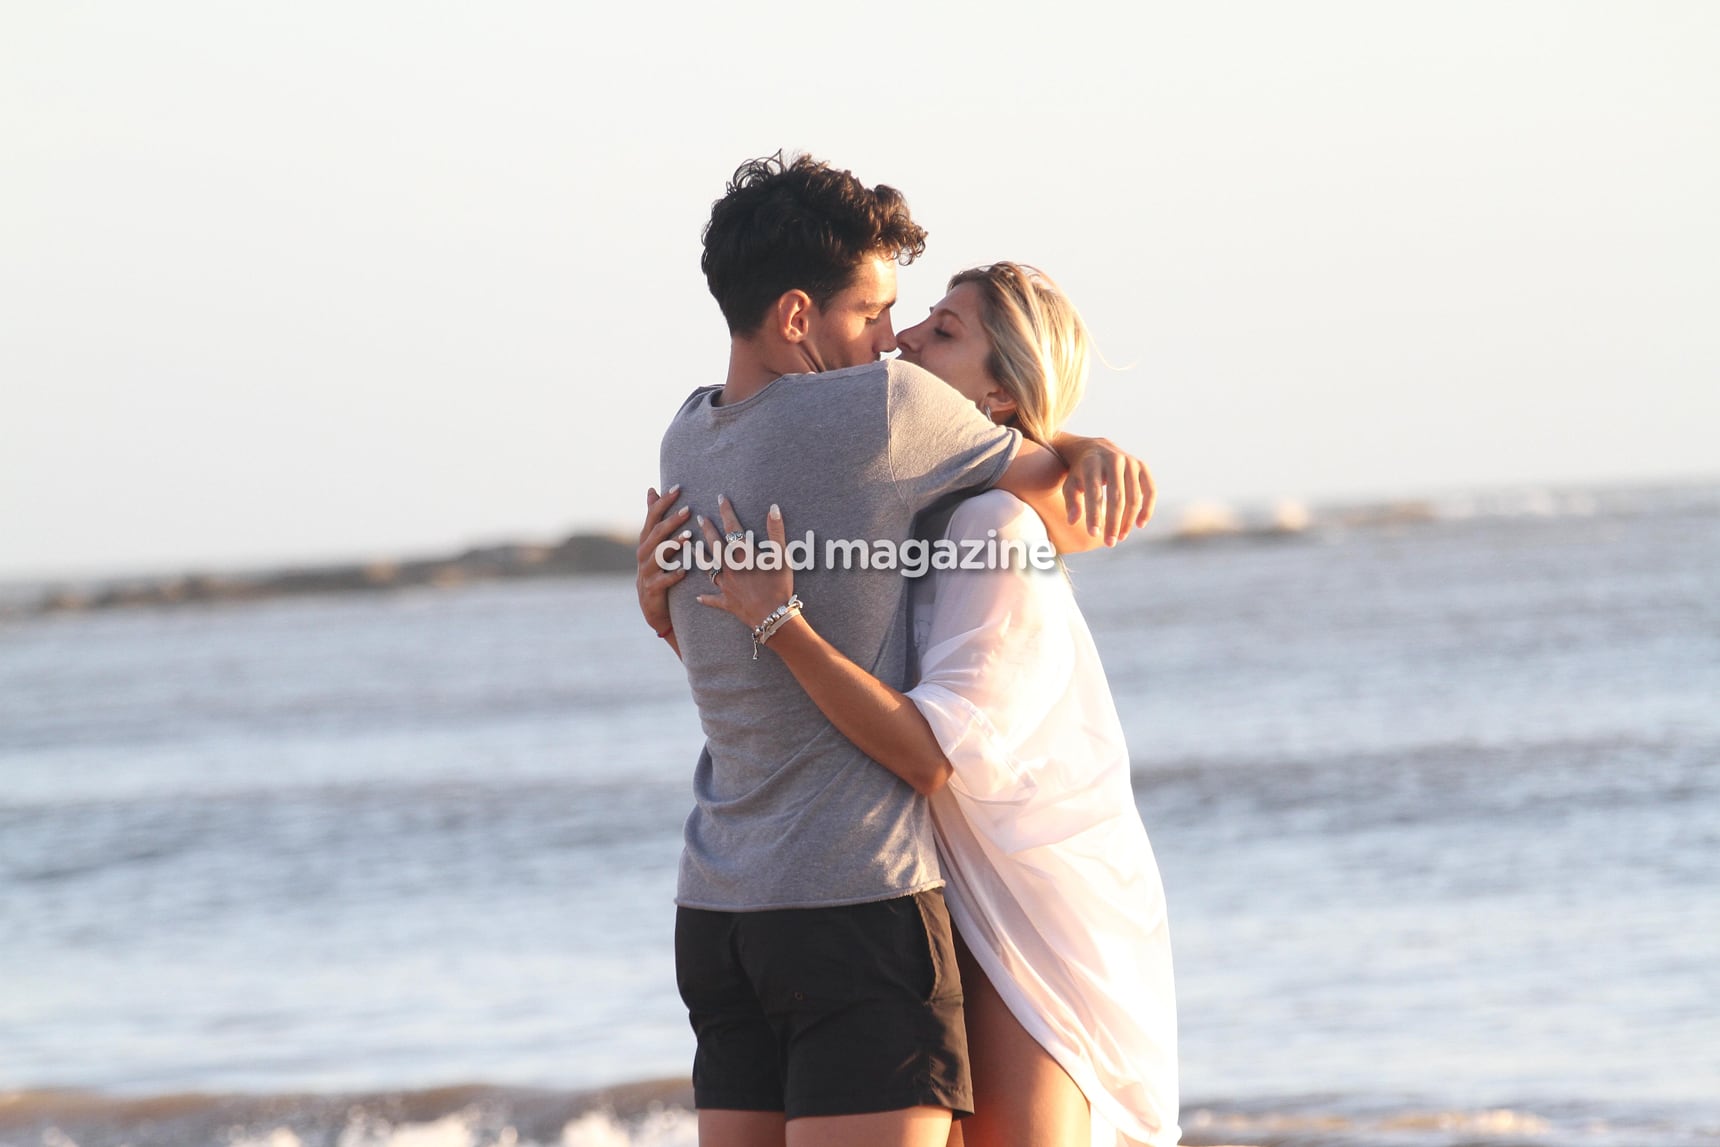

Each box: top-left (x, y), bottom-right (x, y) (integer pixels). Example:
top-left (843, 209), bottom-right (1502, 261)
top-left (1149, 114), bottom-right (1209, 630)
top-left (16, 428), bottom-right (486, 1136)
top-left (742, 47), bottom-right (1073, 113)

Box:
top-left (694, 494), bottom-right (795, 632)
top-left (636, 485), bottom-right (691, 638)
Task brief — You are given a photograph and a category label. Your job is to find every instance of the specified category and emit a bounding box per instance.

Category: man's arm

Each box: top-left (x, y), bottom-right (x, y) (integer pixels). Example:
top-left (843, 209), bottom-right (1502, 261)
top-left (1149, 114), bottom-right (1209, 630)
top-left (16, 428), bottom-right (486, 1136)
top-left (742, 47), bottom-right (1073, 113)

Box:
top-left (1053, 431), bottom-right (1157, 546)
top-left (994, 435), bottom-right (1156, 552)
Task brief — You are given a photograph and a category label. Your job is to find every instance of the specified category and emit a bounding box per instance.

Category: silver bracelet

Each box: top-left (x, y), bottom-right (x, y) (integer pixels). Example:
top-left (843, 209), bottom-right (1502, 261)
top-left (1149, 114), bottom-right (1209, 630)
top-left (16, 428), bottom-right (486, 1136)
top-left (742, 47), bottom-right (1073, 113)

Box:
top-left (750, 594), bottom-right (803, 660)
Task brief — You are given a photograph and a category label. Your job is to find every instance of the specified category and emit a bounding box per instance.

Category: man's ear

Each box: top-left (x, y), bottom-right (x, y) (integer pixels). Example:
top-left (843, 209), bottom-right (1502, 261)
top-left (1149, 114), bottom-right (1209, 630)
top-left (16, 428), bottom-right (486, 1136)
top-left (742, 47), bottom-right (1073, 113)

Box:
top-left (774, 290), bottom-right (816, 343)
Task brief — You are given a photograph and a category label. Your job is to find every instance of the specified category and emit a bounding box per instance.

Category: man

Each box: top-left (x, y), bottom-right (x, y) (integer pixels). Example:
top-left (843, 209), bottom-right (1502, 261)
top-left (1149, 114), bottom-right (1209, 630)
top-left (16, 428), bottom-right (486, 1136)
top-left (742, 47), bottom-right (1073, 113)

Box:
top-left (636, 153), bottom-right (1153, 1147)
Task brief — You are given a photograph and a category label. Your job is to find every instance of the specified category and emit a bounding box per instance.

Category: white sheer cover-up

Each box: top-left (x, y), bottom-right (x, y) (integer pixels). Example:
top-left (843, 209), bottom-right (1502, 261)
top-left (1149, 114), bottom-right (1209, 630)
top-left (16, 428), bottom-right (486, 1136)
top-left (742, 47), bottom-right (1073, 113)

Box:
top-left (906, 491), bottom-right (1179, 1147)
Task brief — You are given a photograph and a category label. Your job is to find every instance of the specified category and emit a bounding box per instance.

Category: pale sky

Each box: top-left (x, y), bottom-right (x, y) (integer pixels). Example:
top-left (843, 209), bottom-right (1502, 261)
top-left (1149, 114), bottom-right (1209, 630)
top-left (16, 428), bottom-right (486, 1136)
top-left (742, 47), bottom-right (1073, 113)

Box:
top-left (3, 2), bottom-right (1716, 581)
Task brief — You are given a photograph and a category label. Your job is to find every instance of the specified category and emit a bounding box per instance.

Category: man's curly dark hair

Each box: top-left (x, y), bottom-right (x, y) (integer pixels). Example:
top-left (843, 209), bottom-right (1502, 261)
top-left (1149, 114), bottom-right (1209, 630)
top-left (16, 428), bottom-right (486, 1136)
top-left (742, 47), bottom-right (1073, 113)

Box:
top-left (702, 151), bottom-right (929, 336)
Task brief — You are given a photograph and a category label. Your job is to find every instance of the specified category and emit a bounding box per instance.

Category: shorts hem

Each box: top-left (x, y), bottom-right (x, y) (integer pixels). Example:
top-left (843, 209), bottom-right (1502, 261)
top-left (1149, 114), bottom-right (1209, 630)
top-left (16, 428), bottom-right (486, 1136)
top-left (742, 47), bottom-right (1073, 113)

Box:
top-left (692, 1090), bottom-right (785, 1114)
top-left (786, 1086), bottom-right (974, 1121)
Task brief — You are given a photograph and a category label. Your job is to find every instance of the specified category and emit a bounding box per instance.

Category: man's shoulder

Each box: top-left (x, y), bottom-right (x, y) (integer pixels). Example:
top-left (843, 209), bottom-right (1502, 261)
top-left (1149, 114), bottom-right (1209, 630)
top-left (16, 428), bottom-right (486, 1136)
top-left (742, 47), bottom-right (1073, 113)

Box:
top-left (801, 358), bottom-right (895, 395)
top-left (880, 359), bottom-right (983, 422)
top-left (881, 357), bottom-right (948, 393)
top-left (666, 385), bottom-right (720, 423)
top-left (662, 361), bottom-right (949, 432)
top-left (799, 358), bottom-right (944, 397)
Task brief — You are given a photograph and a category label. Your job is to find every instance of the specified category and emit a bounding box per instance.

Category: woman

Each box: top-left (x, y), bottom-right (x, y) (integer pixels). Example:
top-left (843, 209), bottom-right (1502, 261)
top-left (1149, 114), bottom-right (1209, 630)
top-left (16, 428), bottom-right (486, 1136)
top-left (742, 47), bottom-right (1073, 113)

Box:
top-left (639, 264), bottom-right (1177, 1147)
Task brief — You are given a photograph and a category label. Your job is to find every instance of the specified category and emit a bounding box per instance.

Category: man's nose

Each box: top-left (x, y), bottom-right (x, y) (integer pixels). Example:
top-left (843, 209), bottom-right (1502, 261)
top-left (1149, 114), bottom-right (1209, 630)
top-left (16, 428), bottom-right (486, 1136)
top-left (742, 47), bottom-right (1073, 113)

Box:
top-left (877, 326), bottom-right (900, 356)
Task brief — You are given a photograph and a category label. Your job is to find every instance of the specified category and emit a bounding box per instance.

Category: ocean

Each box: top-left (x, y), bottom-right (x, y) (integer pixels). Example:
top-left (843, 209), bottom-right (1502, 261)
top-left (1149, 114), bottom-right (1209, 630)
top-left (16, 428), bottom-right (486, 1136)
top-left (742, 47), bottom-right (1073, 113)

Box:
top-left (2, 482), bottom-right (1717, 1147)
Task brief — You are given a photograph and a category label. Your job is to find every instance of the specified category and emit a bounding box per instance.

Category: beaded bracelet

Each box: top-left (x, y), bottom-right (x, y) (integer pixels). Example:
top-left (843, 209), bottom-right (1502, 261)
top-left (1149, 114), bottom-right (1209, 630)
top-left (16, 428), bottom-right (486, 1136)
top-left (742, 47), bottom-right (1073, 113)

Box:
top-left (750, 594), bottom-right (804, 660)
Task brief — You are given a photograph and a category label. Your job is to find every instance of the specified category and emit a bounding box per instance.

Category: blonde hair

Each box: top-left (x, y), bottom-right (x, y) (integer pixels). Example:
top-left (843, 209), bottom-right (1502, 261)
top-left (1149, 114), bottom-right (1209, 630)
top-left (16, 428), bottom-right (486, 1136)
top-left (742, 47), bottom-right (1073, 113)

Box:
top-left (947, 262), bottom-right (1090, 447)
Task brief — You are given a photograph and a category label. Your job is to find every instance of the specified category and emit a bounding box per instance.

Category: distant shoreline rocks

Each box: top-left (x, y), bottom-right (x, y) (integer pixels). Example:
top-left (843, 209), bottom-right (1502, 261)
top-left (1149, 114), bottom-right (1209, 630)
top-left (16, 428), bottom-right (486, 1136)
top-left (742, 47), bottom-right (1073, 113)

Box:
top-left (23, 531), bottom-right (636, 616)
top-left (12, 499), bottom-right (1424, 616)
top-left (1167, 497), bottom-right (1441, 543)
top-left (1169, 499), bottom-right (1311, 541)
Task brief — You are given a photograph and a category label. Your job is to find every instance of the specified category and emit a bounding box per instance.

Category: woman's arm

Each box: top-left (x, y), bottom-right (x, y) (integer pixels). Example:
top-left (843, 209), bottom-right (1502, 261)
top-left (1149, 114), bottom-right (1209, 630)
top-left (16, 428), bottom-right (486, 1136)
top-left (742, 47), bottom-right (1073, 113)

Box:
top-left (761, 617), bottom-right (951, 795)
top-left (696, 496), bottom-right (952, 796)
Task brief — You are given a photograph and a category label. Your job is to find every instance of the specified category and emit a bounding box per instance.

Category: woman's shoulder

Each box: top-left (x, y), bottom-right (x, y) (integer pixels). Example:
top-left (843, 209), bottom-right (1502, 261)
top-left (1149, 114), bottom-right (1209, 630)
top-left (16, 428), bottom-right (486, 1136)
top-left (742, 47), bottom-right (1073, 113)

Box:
top-left (945, 489), bottom-right (1048, 543)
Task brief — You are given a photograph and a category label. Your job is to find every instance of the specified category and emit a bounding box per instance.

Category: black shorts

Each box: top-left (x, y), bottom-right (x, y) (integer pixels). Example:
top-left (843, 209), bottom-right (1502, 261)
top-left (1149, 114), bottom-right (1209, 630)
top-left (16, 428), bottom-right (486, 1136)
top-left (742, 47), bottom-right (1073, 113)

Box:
top-left (675, 888), bottom-right (972, 1120)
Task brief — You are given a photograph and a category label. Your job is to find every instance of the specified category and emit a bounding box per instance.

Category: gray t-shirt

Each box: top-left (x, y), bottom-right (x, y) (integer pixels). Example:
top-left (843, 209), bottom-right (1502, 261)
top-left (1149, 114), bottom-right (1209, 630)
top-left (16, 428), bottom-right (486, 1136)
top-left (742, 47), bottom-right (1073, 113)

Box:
top-left (660, 358), bottom-right (1021, 910)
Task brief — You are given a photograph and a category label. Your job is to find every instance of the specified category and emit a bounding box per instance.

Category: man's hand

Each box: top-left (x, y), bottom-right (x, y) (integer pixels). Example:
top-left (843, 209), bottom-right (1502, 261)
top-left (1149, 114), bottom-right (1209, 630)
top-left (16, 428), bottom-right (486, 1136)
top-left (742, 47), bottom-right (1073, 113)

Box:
top-left (1052, 433), bottom-right (1156, 546)
top-left (636, 486), bottom-right (691, 638)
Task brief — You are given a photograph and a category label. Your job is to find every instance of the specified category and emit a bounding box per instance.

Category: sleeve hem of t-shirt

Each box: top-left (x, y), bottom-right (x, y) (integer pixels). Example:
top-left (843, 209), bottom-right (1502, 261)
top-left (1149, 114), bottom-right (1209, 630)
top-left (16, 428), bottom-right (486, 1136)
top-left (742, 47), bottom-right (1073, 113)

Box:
top-left (902, 427), bottom-right (1019, 517)
top-left (884, 372), bottom-right (1023, 517)
top-left (979, 432), bottom-right (1023, 495)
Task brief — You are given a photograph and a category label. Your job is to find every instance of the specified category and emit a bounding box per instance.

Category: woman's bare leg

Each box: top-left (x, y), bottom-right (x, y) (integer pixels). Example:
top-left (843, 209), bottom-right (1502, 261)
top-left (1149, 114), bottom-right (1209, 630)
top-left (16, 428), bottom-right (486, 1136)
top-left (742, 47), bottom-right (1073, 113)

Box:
top-left (787, 1106), bottom-right (952, 1147)
top-left (699, 1109), bottom-right (786, 1147)
top-left (951, 931), bottom-right (1090, 1147)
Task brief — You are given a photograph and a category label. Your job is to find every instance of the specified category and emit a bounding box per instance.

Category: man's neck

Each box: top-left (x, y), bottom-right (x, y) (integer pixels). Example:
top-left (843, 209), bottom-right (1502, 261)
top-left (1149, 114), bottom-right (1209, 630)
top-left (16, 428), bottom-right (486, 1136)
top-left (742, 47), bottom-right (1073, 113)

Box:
top-left (718, 337), bottom-right (821, 406)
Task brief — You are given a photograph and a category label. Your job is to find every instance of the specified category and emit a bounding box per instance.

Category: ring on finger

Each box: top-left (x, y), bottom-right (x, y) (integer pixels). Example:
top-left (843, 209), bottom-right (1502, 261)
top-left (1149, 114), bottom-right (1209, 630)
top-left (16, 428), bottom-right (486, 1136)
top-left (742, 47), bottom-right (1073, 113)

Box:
top-left (724, 530), bottom-right (746, 544)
